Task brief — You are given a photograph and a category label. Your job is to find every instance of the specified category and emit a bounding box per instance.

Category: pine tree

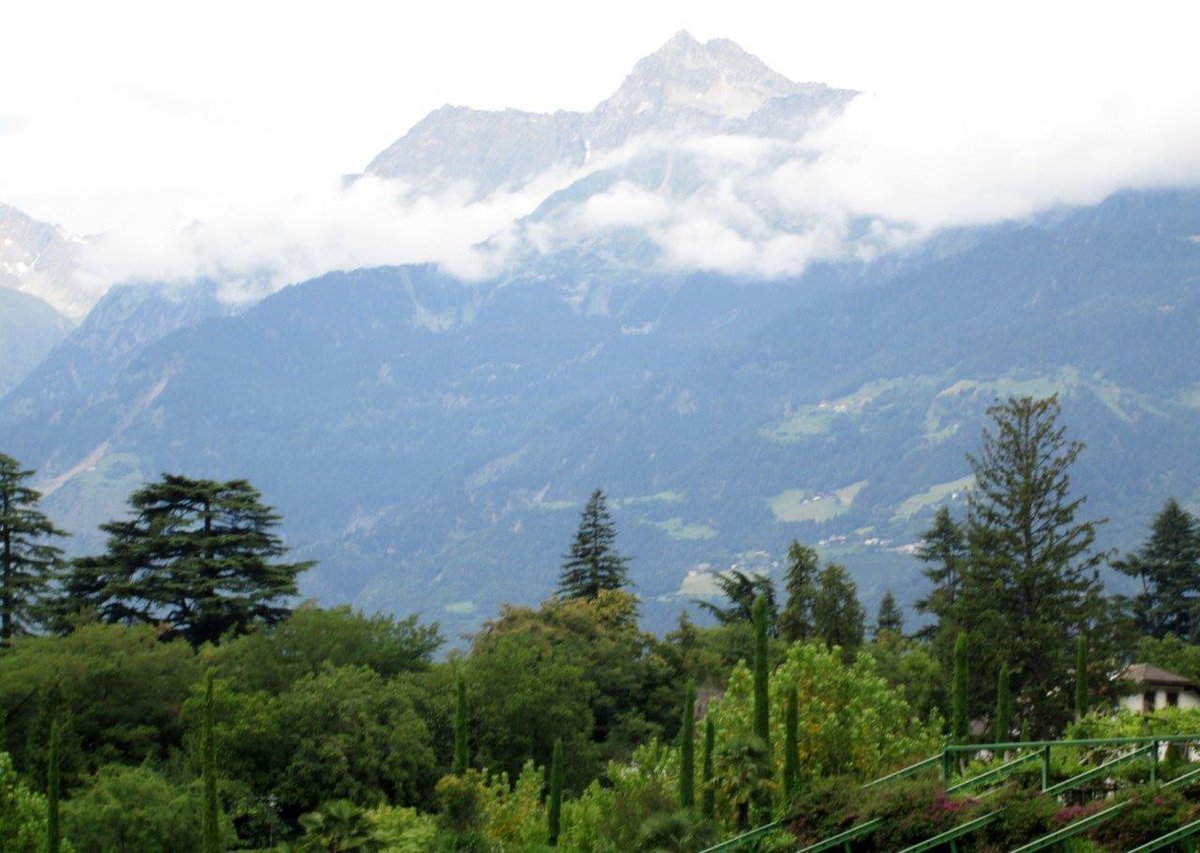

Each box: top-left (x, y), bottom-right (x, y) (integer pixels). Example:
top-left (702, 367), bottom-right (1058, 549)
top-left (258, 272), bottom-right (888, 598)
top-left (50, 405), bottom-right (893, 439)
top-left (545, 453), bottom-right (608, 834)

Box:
top-left (962, 395), bottom-right (1104, 736)
top-left (701, 718), bottom-right (715, 820)
top-left (203, 670), bottom-right (221, 853)
top-left (547, 738), bottom-right (564, 846)
top-left (812, 563), bottom-right (865, 660)
top-left (1116, 498), bottom-right (1200, 639)
top-left (0, 453), bottom-right (66, 645)
top-left (783, 685), bottom-right (800, 801)
top-left (679, 678), bottom-right (695, 811)
top-left (994, 664), bottom-right (1012, 744)
top-left (60, 474), bottom-right (312, 646)
top-left (778, 540), bottom-right (819, 642)
top-left (1075, 634), bottom-right (1089, 720)
top-left (453, 674), bottom-right (469, 775)
top-left (952, 632), bottom-right (969, 744)
top-left (557, 489), bottom-right (629, 600)
top-left (874, 590), bottom-right (904, 638)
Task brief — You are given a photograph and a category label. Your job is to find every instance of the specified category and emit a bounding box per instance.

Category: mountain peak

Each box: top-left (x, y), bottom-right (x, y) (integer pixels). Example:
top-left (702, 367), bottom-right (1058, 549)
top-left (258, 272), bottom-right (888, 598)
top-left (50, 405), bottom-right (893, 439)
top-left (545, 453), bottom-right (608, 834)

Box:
top-left (594, 32), bottom-right (807, 127)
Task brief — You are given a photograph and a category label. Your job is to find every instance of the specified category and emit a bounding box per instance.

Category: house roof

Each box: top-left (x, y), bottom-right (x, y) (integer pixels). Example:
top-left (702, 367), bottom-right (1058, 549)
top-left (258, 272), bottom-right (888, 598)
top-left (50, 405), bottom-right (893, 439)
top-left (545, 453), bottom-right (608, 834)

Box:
top-left (1118, 663), bottom-right (1200, 689)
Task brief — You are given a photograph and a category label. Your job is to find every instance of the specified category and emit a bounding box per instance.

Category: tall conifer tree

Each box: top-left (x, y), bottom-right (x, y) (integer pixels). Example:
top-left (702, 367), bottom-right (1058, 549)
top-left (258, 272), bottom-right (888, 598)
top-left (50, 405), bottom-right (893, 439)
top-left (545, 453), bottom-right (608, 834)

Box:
top-left (557, 489), bottom-right (629, 600)
top-left (0, 452), bottom-right (66, 644)
top-left (1116, 499), bottom-right (1200, 639)
top-left (679, 678), bottom-right (696, 810)
top-left (961, 395), bottom-right (1104, 736)
top-left (778, 540), bottom-right (819, 642)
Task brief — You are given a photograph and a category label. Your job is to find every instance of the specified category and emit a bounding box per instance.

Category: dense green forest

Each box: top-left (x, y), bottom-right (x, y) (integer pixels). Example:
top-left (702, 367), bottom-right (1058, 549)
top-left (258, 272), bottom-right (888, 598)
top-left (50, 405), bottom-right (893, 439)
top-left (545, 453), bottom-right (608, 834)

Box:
top-left (2, 394), bottom-right (1200, 851)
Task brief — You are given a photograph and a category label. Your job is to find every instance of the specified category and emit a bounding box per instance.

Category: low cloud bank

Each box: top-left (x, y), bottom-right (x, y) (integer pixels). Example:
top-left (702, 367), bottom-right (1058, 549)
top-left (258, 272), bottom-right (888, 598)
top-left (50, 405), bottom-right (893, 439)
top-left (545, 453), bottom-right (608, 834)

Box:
top-left (75, 83), bottom-right (1200, 304)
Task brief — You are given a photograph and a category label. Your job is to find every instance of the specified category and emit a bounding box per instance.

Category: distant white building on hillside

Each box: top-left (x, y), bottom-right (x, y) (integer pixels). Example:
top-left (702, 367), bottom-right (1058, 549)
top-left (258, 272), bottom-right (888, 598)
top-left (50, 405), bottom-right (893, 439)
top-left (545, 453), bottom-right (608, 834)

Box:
top-left (1116, 663), bottom-right (1200, 713)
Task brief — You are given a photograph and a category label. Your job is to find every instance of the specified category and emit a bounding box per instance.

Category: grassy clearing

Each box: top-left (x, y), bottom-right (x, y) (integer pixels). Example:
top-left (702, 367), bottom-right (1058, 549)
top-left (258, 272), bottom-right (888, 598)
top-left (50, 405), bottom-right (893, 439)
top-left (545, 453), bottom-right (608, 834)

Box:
top-left (768, 479), bottom-right (868, 523)
top-left (891, 474), bottom-right (975, 522)
top-left (649, 517), bottom-right (717, 541)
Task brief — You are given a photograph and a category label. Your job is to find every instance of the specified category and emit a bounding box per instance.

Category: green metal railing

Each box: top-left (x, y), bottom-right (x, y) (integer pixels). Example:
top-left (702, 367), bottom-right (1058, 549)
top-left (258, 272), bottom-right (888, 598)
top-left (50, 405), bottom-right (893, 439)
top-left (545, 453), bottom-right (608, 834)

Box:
top-left (1128, 817), bottom-right (1200, 852)
top-left (701, 734), bottom-right (1200, 853)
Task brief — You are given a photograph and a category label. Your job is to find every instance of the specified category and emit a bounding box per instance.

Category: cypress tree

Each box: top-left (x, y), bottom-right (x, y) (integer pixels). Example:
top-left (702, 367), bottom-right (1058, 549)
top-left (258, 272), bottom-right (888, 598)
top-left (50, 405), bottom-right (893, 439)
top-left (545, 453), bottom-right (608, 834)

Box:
top-left (701, 718), bottom-right (715, 820)
top-left (994, 664), bottom-right (1012, 744)
top-left (752, 594), bottom-right (770, 753)
top-left (453, 674), bottom-right (468, 774)
top-left (203, 670), bottom-right (221, 853)
top-left (784, 685), bottom-right (800, 800)
top-left (679, 678), bottom-right (696, 810)
top-left (752, 593), bottom-right (772, 822)
top-left (1075, 634), bottom-right (1089, 720)
top-left (951, 632), bottom-right (969, 744)
top-left (547, 738), bottom-right (563, 846)
top-left (47, 719), bottom-right (60, 853)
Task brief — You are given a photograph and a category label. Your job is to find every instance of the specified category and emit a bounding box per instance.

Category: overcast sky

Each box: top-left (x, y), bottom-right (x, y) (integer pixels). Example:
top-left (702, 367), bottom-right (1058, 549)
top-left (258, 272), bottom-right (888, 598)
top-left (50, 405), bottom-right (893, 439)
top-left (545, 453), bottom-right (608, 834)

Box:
top-left (3, 0), bottom-right (1199, 311)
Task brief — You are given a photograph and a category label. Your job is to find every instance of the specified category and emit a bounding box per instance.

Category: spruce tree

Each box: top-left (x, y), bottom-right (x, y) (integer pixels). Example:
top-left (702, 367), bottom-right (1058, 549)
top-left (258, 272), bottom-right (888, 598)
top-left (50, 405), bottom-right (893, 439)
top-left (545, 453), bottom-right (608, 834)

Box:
top-left (914, 506), bottom-right (967, 627)
top-left (874, 590), bottom-right (904, 638)
top-left (547, 738), bottom-right (563, 846)
top-left (701, 718), bottom-right (715, 820)
top-left (952, 632), bottom-right (969, 744)
top-left (0, 452), bottom-right (66, 645)
top-left (679, 678), bottom-right (695, 810)
top-left (557, 489), bottom-right (629, 600)
top-left (778, 540), bottom-right (819, 642)
top-left (962, 395), bottom-right (1104, 736)
top-left (784, 685), bottom-right (800, 801)
top-left (203, 670), bottom-right (221, 853)
top-left (994, 664), bottom-right (1012, 744)
top-left (812, 563), bottom-right (865, 660)
top-left (60, 474), bottom-right (312, 646)
top-left (48, 719), bottom-right (61, 853)
top-left (453, 674), bottom-right (469, 775)
top-left (1115, 498), bottom-right (1200, 639)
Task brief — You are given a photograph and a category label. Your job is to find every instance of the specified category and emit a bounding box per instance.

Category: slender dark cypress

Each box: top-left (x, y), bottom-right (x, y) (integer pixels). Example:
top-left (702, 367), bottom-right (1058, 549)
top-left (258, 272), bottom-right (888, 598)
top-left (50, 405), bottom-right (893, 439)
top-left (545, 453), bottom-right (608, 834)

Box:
top-left (784, 685), bottom-right (800, 800)
top-left (47, 720), bottom-right (60, 853)
top-left (994, 664), bottom-right (1012, 744)
top-left (951, 632), bottom-right (969, 744)
top-left (453, 674), bottom-right (469, 774)
top-left (679, 678), bottom-right (696, 810)
top-left (701, 718), bottom-right (716, 820)
top-left (1075, 634), bottom-right (1089, 720)
top-left (752, 593), bottom-right (772, 822)
top-left (203, 671), bottom-right (221, 853)
top-left (547, 738), bottom-right (564, 846)
top-left (752, 594), bottom-right (771, 753)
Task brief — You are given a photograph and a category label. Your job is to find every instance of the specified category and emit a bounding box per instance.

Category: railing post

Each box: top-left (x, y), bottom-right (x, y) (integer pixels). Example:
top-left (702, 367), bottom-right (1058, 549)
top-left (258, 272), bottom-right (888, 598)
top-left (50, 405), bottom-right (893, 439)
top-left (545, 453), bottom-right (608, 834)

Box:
top-left (1151, 740), bottom-right (1159, 786)
top-left (1041, 744), bottom-right (1052, 791)
top-left (942, 747), bottom-right (953, 783)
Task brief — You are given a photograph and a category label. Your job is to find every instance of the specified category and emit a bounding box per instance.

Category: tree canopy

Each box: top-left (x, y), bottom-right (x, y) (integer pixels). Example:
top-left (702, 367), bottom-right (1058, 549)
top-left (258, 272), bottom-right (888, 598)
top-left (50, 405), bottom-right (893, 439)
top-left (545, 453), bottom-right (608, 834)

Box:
top-left (61, 474), bottom-right (313, 646)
